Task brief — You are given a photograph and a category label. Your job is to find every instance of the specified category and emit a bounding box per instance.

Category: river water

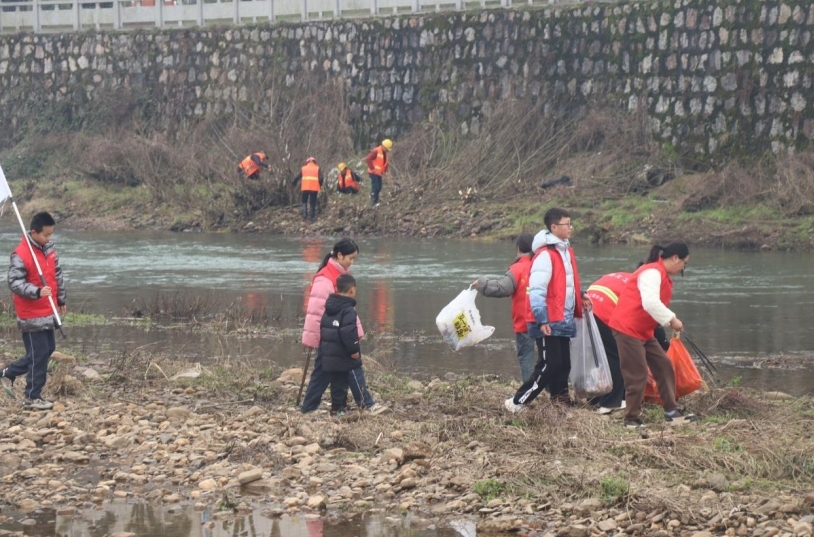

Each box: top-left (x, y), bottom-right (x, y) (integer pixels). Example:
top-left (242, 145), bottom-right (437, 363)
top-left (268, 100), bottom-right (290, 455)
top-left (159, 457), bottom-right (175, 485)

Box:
top-left (1, 226), bottom-right (814, 537)
top-left (2, 225), bottom-right (813, 395)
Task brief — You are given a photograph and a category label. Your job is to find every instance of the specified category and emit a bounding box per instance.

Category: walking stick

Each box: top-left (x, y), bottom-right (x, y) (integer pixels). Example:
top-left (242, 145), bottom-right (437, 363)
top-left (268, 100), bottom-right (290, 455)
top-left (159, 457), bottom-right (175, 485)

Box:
top-left (295, 347), bottom-right (314, 407)
top-left (0, 166), bottom-right (66, 338)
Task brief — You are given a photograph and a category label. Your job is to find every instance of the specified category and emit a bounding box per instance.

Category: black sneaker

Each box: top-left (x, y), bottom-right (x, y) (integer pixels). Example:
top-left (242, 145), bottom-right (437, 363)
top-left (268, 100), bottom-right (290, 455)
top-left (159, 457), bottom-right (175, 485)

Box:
top-left (624, 418), bottom-right (646, 429)
top-left (665, 409), bottom-right (697, 426)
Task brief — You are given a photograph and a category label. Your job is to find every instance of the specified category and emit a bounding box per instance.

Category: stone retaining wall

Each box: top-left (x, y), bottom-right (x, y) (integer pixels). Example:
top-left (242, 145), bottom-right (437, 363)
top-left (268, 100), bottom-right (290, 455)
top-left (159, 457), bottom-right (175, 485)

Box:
top-left (1, 0), bottom-right (812, 155)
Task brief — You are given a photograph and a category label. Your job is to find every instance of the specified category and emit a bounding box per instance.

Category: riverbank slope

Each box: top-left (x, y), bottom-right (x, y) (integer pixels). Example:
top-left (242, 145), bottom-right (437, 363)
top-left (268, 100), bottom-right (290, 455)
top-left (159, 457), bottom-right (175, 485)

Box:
top-left (6, 107), bottom-right (814, 251)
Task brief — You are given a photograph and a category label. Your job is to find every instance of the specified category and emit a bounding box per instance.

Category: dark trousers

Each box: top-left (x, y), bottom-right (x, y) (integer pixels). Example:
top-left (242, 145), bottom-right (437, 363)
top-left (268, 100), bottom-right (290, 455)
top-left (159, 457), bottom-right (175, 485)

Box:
top-left (589, 317), bottom-right (625, 409)
top-left (512, 335), bottom-right (571, 405)
top-left (3, 330), bottom-right (56, 400)
top-left (369, 174), bottom-right (382, 205)
top-left (301, 354), bottom-right (374, 412)
top-left (301, 191), bottom-right (318, 220)
top-left (613, 330), bottom-right (678, 420)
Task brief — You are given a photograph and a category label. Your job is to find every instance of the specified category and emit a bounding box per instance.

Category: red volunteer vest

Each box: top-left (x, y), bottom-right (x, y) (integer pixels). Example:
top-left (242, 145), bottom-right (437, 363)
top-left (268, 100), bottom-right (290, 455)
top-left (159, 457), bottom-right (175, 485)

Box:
top-left (586, 272), bottom-right (631, 325)
top-left (13, 238), bottom-right (58, 320)
top-left (525, 245), bottom-right (583, 325)
top-left (311, 260), bottom-right (341, 291)
top-left (508, 255), bottom-right (532, 333)
top-left (301, 163), bottom-right (321, 193)
top-left (609, 259), bottom-right (673, 341)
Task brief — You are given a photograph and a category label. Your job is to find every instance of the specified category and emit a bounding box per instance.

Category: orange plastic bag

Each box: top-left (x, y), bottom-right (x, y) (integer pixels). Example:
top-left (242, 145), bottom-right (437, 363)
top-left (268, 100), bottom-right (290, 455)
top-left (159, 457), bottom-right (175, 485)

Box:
top-left (644, 338), bottom-right (703, 405)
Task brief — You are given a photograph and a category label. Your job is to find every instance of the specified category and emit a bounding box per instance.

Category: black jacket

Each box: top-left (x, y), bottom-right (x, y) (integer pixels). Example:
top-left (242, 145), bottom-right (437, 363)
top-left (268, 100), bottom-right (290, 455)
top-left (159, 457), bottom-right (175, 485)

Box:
top-left (319, 294), bottom-right (362, 373)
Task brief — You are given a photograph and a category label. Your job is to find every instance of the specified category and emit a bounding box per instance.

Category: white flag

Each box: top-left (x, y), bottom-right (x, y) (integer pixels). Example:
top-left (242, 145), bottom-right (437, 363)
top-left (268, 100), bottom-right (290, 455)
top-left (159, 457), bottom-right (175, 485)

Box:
top-left (0, 165), bottom-right (13, 203)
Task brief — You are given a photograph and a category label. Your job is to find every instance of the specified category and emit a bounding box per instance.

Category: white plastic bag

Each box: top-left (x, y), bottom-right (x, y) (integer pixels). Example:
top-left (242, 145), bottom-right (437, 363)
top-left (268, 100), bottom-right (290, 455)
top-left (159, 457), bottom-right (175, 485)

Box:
top-left (435, 288), bottom-right (495, 351)
top-left (570, 312), bottom-right (613, 397)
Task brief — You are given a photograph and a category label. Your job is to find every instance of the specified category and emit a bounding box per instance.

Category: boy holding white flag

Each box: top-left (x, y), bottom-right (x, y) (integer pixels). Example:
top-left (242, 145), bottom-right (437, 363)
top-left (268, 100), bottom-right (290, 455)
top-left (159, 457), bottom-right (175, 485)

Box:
top-left (0, 167), bottom-right (67, 410)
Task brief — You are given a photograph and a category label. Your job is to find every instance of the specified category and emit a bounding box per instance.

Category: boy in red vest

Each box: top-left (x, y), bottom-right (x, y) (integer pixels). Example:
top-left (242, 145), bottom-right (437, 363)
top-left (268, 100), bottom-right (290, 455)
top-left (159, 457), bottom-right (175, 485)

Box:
top-left (0, 212), bottom-right (66, 410)
top-left (473, 233), bottom-right (535, 383)
top-left (504, 208), bottom-right (591, 413)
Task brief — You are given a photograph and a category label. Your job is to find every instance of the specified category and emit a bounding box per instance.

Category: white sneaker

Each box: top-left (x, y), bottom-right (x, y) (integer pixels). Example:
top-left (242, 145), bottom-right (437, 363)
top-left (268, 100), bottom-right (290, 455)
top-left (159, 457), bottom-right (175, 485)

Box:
top-left (23, 398), bottom-right (54, 411)
top-left (368, 403), bottom-right (389, 415)
top-left (504, 397), bottom-right (524, 414)
top-left (597, 401), bottom-right (626, 415)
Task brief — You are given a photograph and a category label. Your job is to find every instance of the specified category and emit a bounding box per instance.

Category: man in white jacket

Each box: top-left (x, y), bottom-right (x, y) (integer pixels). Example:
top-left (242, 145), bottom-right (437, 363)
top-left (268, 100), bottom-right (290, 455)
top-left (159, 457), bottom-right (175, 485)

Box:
top-left (505, 208), bottom-right (591, 413)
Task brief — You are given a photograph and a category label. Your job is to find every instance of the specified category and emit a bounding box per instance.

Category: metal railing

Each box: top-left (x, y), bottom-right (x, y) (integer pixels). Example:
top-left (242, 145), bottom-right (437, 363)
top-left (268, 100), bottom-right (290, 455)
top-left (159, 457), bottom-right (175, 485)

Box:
top-left (0, 0), bottom-right (551, 32)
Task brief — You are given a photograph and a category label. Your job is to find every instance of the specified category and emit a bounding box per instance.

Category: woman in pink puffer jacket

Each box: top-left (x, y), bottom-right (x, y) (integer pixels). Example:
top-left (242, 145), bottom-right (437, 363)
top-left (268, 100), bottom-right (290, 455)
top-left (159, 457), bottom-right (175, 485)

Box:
top-left (300, 239), bottom-right (387, 414)
top-left (302, 239), bottom-right (364, 348)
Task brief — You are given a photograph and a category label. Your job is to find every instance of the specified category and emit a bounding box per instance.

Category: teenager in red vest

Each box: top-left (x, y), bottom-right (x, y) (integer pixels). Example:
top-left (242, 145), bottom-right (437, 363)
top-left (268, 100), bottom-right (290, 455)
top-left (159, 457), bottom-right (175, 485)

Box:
top-left (291, 157), bottom-right (324, 221)
top-left (365, 139), bottom-right (392, 207)
top-left (586, 271), bottom-right (670, 414)
top-left (504, 208), bottom-right (592, 413)
top-left (0, 212), bottom-right (66, 411)
top-left (300, 239), bottom-right (388, 415)
top-left (609, 242), bottom-right (697, 428)
top-left (473, 234), bottom-right (535, 382)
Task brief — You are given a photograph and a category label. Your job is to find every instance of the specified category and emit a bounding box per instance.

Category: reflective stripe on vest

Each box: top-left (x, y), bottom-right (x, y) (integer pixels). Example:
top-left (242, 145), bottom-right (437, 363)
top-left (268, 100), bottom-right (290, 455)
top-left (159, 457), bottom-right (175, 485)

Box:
top-left (586, 272), bottom-right (631, 325)
top-left (301, 163), bottom-right (321, 192)
top-left (588, 285), bottom-right (618, 303)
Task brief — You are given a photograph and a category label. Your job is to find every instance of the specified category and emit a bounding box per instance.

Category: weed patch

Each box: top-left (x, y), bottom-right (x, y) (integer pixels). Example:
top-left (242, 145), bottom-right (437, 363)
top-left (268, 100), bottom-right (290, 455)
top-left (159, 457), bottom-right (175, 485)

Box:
top-left (473, 478), bottom-right (507, 501)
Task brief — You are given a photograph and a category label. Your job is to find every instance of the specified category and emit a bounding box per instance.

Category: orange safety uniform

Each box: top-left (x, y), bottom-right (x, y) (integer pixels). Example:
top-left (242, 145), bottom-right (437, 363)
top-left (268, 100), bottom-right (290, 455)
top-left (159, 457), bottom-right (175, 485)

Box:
top-left (366, 145), bottom-right (389, 175)
top-left (338, 168), bottom-right (360, 192)
top-left (300, 162), bottom-right (321, 193)
top-left (238, 152), bottom-right (267, 178)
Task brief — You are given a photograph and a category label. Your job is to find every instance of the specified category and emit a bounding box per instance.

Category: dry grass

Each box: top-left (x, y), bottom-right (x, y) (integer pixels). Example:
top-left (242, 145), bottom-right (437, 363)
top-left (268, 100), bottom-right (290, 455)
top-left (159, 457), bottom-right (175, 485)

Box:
top-left (126, 291), bottom-right (296, 328)
top-left (359, 374), bottom-right (814, 506)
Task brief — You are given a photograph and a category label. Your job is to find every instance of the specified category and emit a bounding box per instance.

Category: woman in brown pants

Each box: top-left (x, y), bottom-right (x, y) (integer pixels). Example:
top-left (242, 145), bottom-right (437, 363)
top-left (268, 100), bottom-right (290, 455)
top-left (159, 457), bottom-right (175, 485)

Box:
top-left (608, 243), bottom-right (698, 429)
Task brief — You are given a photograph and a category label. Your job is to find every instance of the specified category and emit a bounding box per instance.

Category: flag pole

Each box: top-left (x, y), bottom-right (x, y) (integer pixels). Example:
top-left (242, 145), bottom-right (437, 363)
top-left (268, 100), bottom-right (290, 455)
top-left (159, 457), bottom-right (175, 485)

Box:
top-left (0, 166), bottom-right (66, 338)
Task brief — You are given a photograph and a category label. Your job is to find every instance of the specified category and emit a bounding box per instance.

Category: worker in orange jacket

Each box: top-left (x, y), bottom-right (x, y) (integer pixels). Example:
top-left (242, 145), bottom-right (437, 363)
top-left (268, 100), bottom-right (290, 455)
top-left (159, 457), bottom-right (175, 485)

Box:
top-left (337, 163), bottom-right (362, 194)
top-left (237, 152), bottom-right (269, 180)
top-left (364, 139), bottom-right (392, 207)
top-left (292, 157), bottom-right (324, 220)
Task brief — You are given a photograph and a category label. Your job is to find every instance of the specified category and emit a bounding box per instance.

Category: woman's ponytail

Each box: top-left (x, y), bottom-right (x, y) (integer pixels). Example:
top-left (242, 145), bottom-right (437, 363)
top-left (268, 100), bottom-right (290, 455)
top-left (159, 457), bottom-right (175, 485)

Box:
top-left (641, 242), bottom-right (689, 266)
top-left (316, 238), bottom-right (360, 272)
top-left (317, 252), bottom-right (333, 271)
top-left (644, 245), bottom-right (664, 264)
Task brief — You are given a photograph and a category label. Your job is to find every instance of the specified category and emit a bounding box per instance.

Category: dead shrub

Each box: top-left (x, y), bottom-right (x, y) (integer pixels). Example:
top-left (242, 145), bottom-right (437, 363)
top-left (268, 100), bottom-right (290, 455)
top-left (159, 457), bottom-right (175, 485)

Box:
top-left (58, 74), bottom-right (353, 226)
top-left (772, 153), bottom-right (814, 215)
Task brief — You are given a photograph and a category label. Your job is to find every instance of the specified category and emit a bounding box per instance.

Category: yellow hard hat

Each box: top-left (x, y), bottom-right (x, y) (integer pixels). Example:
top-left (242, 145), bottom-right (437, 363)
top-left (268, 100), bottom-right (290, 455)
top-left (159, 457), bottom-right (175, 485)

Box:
top-left (338, 162), bottom-right (347, 171)
top-left (382, 139), bottom-right (393, 150)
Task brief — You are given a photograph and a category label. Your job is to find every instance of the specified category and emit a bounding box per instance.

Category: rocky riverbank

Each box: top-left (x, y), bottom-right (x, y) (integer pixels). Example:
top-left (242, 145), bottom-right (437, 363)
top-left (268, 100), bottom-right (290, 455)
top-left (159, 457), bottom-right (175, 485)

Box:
top-left (0, 351), bottom-right (813, 537)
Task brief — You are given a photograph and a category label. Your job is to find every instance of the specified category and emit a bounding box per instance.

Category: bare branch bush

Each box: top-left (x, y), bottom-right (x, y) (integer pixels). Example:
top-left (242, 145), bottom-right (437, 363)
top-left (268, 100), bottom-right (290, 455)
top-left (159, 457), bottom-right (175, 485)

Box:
top-left (772, 152), bottom-right (814, 216)
top-left (60, 73), bottom-right (353, 226)
top-left (388, 99), bottom-right (668, 206)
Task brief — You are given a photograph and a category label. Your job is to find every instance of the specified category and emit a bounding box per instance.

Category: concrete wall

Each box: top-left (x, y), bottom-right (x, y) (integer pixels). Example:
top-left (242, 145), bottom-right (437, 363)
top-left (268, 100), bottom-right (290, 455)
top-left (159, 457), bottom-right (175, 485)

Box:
top-left (1, 0), bottom-right (813, 155)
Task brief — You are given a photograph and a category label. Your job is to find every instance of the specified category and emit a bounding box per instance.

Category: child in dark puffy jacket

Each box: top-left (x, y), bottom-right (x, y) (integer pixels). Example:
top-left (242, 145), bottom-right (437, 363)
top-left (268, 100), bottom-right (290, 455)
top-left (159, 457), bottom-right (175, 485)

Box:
top-left (312, 274), bottom-right (362, 414)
